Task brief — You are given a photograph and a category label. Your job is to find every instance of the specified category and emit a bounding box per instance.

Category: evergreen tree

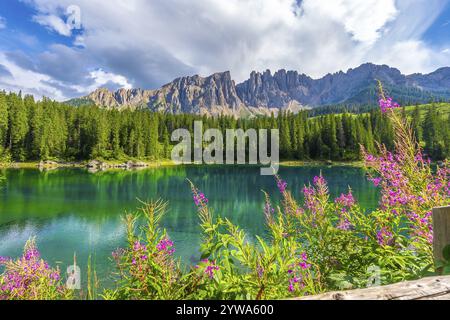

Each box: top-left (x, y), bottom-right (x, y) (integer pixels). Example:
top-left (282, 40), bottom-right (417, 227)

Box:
top-left (0, 91), bottom-right (447, 163)
top-left (0, 92), bottom-right (8, 154)
top-left (148, 114), bottom-right (159, 159)
top-left (411, 104), bottom-right (422, 144)
top-left (422, 105), bottom-right (446, 160)
top-left (8, 93), bottom-right (28, 160)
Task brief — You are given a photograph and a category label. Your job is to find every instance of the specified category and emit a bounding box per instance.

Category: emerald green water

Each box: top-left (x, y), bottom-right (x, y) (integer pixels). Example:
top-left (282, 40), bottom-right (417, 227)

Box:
top-left (0, 165), bottom-right (378, 287)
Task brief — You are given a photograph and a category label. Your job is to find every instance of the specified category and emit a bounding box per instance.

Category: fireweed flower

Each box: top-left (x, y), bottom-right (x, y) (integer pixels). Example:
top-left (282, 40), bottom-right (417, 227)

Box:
top-left (365, 154), bottom-right (377, 163)
top-left (0, 256), bottom-right (10, 265)
top-left (313, 176), bottom-right (326, 186)
top-left (334, 192), bottom-right (354, 231)
top-left (335, 192), bottom-right (355, 208)
top-left (337, 218), bottom-right (352, 231)
top-left (302, 176), bottom-right (328, 215)
top-left (376, 227), bottom-right (394, 246)
top-left (299, 253), bottom-right (311, 270)
top-left (0, 240), bottom-right (65, 299)
top-left (288, 276), bottom-right (303, 292)
top-left (407, 211), bottom-right (433, 244)
top-left (197, 260), bottom-right (219, 279)
top-left (127, 241), bottom-right (148, 268)
top-left (287, 253), bottom-right (310, 292)
top-left (364, 150), bottom-right (416, 210)
top-left (193, 191), bottom-right (208, 207)
top-left (414, 153), bottom-right (427, 163)
top-left (313, 175), bottom-right (328, 198)
top-left (277, 179), bottom-right (287, 194)
top-left (156, 237), bottom-right (175, 255)
top-left (363, 138), bottom-right (447, 248)
top-left (303, 185), bottom-right (319, 212)
top-left (369, 177), bottom-right (382, 187)
top-left (436, 165), bottom-right (449, 193)
top-left (378, 96), bottom-right (400, 113)
top-left (24, 248), bottom-right (40, 261)
top-left (133, 241), bottom-right (147, 252)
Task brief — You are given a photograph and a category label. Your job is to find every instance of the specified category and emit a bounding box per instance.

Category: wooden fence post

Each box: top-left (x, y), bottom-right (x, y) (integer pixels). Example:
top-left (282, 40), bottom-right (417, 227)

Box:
top-left (433, 206), bottom-right (450, 262)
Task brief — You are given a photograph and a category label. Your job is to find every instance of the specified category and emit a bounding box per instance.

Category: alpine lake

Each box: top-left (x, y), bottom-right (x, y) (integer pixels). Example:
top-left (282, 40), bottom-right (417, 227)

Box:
top-left (0, 164), bottom-right (379, 288)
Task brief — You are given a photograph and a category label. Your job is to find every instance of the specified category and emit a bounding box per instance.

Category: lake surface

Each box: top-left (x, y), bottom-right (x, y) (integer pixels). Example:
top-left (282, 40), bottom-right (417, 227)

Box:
top-left (0, 165), bottom-right (379, 287)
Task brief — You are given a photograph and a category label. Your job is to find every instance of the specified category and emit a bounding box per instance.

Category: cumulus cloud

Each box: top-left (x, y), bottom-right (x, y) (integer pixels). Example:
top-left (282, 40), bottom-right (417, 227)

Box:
top-left (2, 0), bottom-right (449, 100)
top-left (301, 0), bottom-right (398, 45)
top-left (89, 69), bottom-right (132, 90)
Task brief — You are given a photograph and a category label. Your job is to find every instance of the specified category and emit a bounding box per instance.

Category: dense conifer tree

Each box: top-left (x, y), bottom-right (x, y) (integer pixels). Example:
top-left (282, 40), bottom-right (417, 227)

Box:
top-left (0, 92), bottom-right (447, 162)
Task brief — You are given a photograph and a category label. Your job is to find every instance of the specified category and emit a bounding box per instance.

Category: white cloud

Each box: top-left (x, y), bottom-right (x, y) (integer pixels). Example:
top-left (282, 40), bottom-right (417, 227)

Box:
top-left (301, 0), bottom-right (398, 45)
top-left (372, 41), bottom-right (433, 74)
top-left (0, 52), bottom-right (67, 100)
top-left (0, 52), bottom-right (133, 100)
top-left (6, 0), bottom-right (450, 100)
top-left (33, 14), bottom-right (72, 36)
top-left (0, 16), bottom-right (6, 29)
top-left (89, 69), bottom-right (132, 90)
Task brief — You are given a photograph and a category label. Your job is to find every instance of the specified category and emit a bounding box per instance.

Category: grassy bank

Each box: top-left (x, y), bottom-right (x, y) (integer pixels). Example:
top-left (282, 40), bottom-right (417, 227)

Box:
top-left (279, 160), bottom-right (364, 167)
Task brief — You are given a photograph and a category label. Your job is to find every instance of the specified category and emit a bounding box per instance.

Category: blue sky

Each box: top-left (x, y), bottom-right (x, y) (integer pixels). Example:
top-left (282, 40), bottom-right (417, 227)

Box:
top-left (0, 1), bottom-right (79, 52)
top-left (423, 3), bottom-right (450, 46)
top-left (0, 0), bottom-right (449, 101)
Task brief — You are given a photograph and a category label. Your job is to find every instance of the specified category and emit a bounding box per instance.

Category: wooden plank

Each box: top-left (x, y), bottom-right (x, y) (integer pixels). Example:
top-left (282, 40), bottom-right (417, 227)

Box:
top-left (433, 206), bottom-right (450, 262)
top-left (296, 276), bottom-right (450, 300)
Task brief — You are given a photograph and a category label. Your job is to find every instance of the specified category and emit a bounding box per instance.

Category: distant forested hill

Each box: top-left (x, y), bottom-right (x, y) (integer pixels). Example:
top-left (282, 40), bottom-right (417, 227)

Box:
top-left (1, 91), bottom-right (449, 163)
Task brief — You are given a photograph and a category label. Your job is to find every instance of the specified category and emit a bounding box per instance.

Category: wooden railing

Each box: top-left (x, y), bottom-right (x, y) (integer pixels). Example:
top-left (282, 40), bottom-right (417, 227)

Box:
top-left (433, 206), bottom-right (450, 262)
top-left (296, 206), bottom-right (450, 300)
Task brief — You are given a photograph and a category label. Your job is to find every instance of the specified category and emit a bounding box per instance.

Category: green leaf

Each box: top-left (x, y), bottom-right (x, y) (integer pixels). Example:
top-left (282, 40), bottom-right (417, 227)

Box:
top-left (435, 260), bottom-right (445, 269)
top-left (443, 265), bottom-right (450, 276)
top-left (442, 245), bottom-right (450, 262)
top-left (200, 251), bottom-right (211, 260)
top-left (419, 263), bottom-right (434, 276)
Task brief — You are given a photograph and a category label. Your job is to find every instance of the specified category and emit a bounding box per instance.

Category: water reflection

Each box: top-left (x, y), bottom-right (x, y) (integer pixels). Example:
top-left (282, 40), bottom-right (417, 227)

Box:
top-left (0, 165), bottom-right (379, 286)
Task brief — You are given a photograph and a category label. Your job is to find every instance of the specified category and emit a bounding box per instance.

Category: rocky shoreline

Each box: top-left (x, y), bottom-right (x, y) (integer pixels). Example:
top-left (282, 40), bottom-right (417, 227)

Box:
top-left (85, 160), bottom-right (149, 172)
top-left (0, 160), bottom-right (173, 172)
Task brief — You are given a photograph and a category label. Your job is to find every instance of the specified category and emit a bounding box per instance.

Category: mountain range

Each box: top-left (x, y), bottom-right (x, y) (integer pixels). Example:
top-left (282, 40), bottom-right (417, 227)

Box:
top-left (67, 63), bottom-right (450, 116)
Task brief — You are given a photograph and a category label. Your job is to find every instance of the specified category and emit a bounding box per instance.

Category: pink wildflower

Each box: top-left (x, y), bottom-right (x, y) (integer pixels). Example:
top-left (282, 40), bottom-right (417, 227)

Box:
top-left (379, 96), bottom-right (400, 113)
top-left (156, 237), bottom-right (175, 255)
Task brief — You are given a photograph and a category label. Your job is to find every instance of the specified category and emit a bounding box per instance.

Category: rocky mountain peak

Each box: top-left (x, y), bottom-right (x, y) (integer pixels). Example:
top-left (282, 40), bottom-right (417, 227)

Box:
top-left (68, 63), bottom-right (450, 116)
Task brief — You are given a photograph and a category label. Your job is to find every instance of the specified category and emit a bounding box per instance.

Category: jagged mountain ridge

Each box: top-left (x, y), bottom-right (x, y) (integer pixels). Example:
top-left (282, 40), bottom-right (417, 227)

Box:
top-left (67, 63), bottom-right (450, 115)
